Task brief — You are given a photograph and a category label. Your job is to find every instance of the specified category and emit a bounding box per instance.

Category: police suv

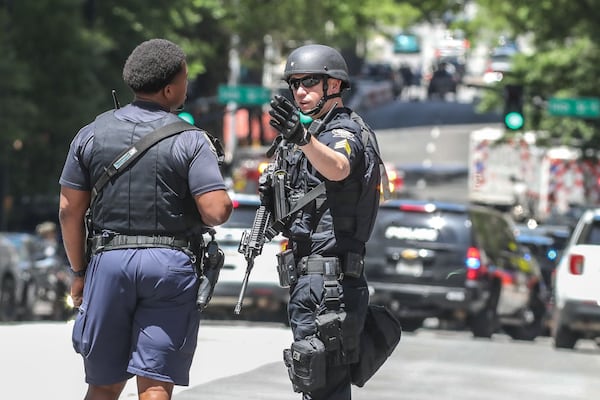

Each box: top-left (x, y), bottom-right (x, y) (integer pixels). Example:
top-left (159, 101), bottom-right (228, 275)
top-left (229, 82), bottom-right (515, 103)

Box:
top-left (364, 199), bottom-right (546, 340)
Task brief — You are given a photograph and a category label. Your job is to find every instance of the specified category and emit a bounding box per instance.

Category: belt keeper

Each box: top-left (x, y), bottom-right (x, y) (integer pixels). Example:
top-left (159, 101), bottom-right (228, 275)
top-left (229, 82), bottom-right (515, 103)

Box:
top-left (324, 260), bottom-right (335, 276)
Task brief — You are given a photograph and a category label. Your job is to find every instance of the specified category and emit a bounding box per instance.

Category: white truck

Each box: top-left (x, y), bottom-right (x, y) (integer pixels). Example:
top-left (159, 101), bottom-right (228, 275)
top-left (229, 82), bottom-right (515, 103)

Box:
top-left (468, 128), bottom-right (600, 222)
top-left (468, 127), bottom-right (537, 214)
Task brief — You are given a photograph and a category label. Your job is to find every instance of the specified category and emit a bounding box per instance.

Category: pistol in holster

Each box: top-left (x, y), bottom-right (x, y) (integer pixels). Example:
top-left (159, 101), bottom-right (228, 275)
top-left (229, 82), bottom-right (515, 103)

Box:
top-left (195, 230), bottom-right (224, 311)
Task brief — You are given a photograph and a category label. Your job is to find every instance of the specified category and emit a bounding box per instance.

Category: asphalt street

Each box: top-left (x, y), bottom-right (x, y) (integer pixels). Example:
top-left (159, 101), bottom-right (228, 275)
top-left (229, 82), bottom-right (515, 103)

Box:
top-left (3, 319), bottom-right (600, 399)
top-left (2, 319), bottom-right (404, 400)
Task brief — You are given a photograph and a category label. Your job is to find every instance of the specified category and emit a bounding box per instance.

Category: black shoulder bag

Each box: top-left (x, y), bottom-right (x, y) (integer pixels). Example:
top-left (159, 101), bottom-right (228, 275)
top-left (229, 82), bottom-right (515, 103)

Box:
top-left (351, 304), bottom-right (402, 387)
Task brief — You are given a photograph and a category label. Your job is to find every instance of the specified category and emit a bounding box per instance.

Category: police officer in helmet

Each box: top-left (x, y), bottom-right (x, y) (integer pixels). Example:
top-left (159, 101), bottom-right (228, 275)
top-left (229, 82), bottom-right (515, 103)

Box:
top-left (58, 38), bottom-right (232, 400)
top-left (269, 44), bottom-right (381, 400)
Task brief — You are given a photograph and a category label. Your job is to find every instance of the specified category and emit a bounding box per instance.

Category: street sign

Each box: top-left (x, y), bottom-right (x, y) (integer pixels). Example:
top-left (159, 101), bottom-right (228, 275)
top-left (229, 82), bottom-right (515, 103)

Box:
top-left (548, 97), bottom-right (600, 119)
top-left (218, 84), bottom-right (271, 105)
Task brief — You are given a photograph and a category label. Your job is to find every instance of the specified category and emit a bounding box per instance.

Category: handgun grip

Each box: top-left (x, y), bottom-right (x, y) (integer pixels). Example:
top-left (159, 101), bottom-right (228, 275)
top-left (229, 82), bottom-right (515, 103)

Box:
top-left (196, 276), bottom-right (212, 310)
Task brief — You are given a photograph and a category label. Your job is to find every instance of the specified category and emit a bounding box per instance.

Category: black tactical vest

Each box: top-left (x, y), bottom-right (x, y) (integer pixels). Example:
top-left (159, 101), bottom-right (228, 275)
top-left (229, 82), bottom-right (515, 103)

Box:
top-left (88, 110), bottom-right (202, 236)
top-left (285, 110), bottom-right (380, 255)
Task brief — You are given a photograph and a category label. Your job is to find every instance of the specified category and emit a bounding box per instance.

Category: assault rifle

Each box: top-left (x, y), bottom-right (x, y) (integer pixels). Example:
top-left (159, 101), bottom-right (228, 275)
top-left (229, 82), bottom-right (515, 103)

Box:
top-left (234, 137), bottom-right (289, 315)
top-left (234, 104), bottom-right (337, 315)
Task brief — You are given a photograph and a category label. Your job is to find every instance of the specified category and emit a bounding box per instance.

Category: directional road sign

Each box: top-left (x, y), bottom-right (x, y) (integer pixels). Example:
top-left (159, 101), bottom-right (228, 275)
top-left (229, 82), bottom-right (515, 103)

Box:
top-left (218, 84), bottom-right (271, 105)
top-left (548, 97), bottom-right (600, 119)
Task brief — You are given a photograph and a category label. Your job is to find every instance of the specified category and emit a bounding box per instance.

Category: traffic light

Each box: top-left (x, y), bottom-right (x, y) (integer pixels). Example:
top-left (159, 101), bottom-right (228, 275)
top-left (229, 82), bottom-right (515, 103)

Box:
top-left (503, 84), bottom-right (524, 130)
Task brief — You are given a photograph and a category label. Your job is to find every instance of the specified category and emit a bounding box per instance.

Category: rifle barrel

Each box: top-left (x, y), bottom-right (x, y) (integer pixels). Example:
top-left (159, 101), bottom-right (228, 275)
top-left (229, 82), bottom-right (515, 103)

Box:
top-left (234, 260), bottom-right (253, 314)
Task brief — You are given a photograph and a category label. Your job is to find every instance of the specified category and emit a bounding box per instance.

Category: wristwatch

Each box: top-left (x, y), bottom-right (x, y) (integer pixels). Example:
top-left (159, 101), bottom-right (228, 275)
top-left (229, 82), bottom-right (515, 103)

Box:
top-left (69, 267), bottom-right (87, 278)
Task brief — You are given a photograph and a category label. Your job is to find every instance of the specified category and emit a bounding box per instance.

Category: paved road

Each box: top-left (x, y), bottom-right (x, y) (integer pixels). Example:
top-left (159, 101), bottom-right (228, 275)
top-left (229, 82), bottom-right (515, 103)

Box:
top-left (3, 319), bottom-right (600, 400)
top-left (176, 326), bottom-right (600, 400)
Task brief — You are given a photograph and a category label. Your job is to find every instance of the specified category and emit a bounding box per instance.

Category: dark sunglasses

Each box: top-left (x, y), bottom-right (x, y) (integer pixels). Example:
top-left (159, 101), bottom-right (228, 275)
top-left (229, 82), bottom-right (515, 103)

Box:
top-left (288, 75), bottom-right (323, 90)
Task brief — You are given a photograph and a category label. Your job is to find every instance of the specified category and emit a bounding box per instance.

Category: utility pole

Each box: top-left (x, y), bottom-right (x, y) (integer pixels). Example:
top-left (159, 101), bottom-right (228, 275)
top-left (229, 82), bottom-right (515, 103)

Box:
top-left (225, 34), bottom-right (240, 164)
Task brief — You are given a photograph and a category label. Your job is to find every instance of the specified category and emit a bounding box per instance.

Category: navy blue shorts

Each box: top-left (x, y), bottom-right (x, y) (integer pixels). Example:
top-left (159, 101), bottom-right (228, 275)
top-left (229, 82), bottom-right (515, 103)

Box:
top-left (72, 248), bottom-right (201, 386)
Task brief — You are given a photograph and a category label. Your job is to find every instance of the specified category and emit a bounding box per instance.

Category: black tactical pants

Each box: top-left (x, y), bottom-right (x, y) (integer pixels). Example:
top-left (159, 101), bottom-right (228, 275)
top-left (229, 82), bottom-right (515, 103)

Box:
top-left (288, 272), bottom-right (369, 400)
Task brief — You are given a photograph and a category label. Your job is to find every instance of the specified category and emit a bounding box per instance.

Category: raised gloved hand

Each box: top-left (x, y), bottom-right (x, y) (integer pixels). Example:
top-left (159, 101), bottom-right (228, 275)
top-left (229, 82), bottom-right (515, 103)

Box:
top-left (269, 95), bottom-right (311, 146)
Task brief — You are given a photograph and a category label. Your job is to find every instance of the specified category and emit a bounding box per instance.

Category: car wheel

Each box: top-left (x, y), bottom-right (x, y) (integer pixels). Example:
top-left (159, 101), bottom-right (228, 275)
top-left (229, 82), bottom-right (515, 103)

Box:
top-left (503, 294), bottom-right (545, 341)
top-left (19, 280), bottom-right (37, 321)
top-left (0, 277), bottom-right (18, 322)
top-left (469, 289), bottom-right (499, 338)
top-left (48, 278), bottom-right (73, 321)
top-left (398, 318), bottom-right (424, 332)
top-left (469, 306), bottom-right (497, 338)
top-left (553, 323), bottom-right (578, 349)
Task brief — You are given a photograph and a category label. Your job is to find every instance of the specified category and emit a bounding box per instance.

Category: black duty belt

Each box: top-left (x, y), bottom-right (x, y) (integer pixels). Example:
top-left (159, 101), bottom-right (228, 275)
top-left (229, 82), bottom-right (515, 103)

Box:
top-left (296, 253), bottom-right (364, 279)
top-left (297, 255), bottom-right (345, 311)
top-left (91, 234), bottom-right (190, 254)
top-left (297, 255), bottom-right (343, 278)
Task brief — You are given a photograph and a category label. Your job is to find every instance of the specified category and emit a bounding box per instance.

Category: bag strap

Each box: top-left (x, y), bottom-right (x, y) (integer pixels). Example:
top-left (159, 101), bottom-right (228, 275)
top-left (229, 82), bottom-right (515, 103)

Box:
top-left (351, 112), bottom-right (391, 200)
top-left (90, 120), bottom-right (197, 206)
top-left (267, 182), bottom-right (326, 237)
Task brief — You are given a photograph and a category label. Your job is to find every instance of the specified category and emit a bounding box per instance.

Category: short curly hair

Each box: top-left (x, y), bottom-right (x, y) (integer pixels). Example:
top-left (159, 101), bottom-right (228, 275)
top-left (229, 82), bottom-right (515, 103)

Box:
top-left (122, 38), bottom-right (186, 93)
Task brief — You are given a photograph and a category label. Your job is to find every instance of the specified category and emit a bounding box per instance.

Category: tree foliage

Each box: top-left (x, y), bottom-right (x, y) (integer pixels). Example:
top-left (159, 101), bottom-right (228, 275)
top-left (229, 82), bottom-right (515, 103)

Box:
top-left (2, 0), bottom-right (598, 227)
top-left (1, 0), bottom-right (429, 228)
top-left (473, 0), bottom-right (600, 150)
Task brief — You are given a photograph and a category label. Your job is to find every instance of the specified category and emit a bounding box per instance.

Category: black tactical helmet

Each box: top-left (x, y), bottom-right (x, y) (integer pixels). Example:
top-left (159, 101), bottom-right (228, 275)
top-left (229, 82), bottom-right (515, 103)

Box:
top-left (283, 44), bottom-right (350, 88)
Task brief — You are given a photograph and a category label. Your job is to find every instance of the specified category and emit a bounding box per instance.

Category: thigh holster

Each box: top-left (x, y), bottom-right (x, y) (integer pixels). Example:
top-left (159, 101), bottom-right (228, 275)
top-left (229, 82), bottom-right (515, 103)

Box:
top-left (283, 336), bottom-right (327, 393)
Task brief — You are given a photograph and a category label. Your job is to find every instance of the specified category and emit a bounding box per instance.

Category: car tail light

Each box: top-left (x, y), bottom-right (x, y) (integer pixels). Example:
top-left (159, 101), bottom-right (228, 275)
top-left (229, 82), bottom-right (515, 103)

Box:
top-left (381, 164), bottom-right (404, 196)
top-left (399, 203), bottom-right (436, 213)
top-left (569, 254), bottom-right (584, 275)
top-left (465, 246), bottom-right (482, 280)
top-left (232, 200), bottom-right (240, 209)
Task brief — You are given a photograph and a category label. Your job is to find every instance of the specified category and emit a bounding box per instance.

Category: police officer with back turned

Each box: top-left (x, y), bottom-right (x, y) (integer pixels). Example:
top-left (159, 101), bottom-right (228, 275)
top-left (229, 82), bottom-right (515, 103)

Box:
top-left (269, 44), bottom-right (382, 400)
top-left (58, 38), bottom-right (232, 400)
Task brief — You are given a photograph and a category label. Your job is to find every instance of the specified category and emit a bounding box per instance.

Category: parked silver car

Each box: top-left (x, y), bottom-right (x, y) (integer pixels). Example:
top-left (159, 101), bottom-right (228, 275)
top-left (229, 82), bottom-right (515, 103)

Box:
top-left (0, 232), bottom-right (72, 321)
top-left (0, 234), bottom-right (25, 321)
top-left (204, 193), bottom-right (289, 323)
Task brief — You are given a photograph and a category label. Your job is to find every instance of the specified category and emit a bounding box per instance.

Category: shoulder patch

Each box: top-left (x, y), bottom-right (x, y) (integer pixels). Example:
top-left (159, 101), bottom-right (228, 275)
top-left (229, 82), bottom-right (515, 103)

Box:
top-left (331, 129), bottom-right (354, 139)
top-left (334, 139), bottom-right (351, 156)
top-left (203, 132), bottom-right (218, 158)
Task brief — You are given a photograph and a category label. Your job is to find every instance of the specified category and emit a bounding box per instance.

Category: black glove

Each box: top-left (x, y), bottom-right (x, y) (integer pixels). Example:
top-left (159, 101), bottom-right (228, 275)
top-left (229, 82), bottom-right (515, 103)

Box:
top-left (269, 95), bottom-right (311, 146)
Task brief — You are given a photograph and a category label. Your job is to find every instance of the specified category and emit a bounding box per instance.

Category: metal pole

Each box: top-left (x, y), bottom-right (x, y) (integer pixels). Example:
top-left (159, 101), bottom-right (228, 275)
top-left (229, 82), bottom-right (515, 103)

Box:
top-left (225, 34), bottom-right (240, 165)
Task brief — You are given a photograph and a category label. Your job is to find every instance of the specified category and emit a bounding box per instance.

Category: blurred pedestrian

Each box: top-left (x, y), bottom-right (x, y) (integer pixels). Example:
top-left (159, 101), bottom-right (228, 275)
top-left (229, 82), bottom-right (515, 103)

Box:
top-left (399, 63), bottom-right (414, 100)
top-left (58, 38), bottom-right (232, 400)
top-left (35, 221), bottom-right (60, 258)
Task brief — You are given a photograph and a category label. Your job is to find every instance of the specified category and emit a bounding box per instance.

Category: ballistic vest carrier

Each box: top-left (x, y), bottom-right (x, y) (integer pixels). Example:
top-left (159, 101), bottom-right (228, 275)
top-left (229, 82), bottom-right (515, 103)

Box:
top-left (88, 111), bottom-right (202, 236)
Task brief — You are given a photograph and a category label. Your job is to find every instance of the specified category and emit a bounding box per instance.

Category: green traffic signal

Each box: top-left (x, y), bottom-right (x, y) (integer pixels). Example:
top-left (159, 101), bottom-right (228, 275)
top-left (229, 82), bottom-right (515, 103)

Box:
top-left (178, 111), bottom-right (195, 125)
top-left (503, 84), bottom-right (524, 130)
top-left (504, 111), bottom-right (524, 130)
